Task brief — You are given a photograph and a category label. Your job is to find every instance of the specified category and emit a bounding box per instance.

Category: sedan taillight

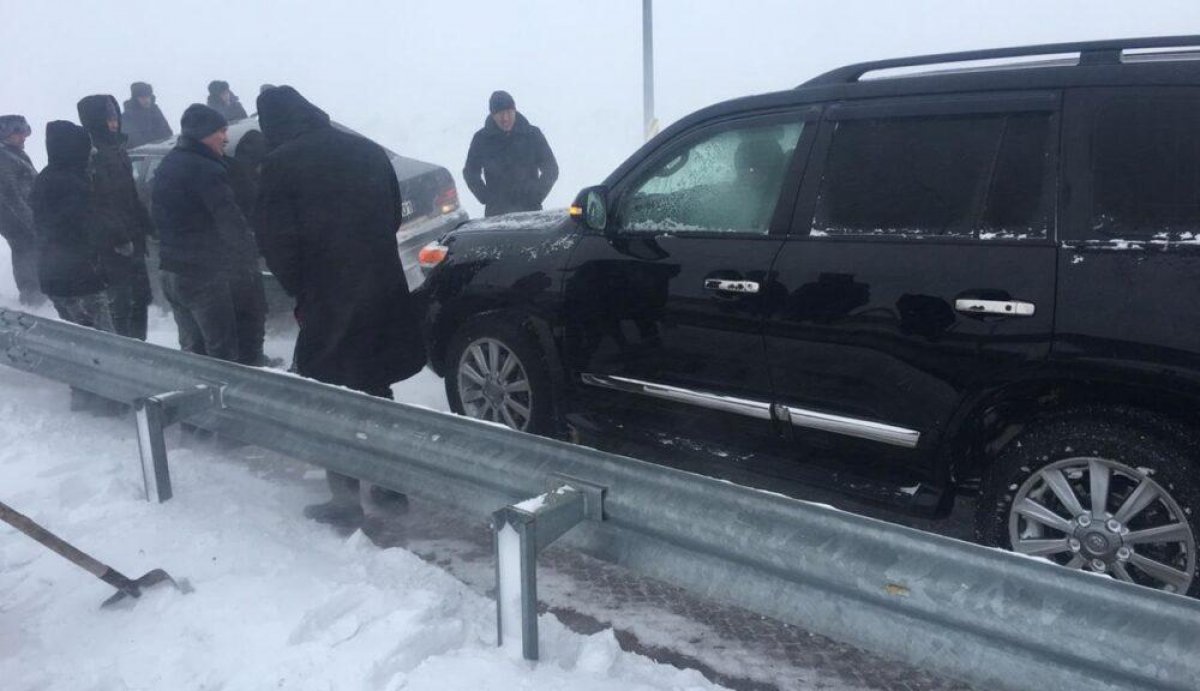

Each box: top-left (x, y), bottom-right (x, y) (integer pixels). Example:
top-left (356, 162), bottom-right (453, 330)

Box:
top-left (434, 187), bottom-right (459, 215)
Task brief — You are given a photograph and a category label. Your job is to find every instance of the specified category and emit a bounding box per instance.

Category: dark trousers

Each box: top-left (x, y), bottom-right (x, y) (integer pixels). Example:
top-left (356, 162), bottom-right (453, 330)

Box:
top-left (6, 235), bottom-right (43, 305)
top-left (51, 292), bottom-right (116, 410)
top-left (326, 384), bottom-right (397, 508)
top-left (230, 269), bottom-right (267, 366)
top-left (162, 268), bottom-right (267, 366)
top-left (106, 254), bottom-right (151, 340)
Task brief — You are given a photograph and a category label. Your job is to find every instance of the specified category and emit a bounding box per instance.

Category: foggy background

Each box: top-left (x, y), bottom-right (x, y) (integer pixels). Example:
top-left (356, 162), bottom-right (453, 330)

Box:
top-left (2, 0), bottom-right (1198, 223)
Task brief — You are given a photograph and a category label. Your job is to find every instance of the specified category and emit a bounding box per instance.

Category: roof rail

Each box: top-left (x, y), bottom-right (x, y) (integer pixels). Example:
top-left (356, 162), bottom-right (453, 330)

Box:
top-left (801, 35), bottom-right (1200, 87)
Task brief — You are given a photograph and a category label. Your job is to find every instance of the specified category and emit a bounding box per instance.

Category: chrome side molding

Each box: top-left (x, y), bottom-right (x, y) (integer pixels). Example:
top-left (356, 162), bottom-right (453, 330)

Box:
top-left (580, 373), bottom-right (921, 448)
top-left (776, 405), bottom-right (920, 448)
top-left (580, 373), bottom-right (773, 420)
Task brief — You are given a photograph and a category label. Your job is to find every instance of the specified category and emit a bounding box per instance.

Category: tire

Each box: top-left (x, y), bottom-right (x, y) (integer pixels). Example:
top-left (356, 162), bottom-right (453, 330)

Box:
top-left (976, 411), bottom-right (1200, 597)
top-left (444, 315), bottom-right (556, 436)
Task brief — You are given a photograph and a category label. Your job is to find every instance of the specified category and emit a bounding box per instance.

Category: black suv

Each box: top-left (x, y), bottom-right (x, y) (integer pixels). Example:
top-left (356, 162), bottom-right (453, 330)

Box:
top-left (421, 36), bottom-right (1200, 597)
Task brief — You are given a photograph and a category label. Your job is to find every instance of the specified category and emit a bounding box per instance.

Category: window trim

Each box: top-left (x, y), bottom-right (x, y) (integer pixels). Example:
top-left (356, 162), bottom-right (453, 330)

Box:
top-left (609, 107), bottom-right (821, 239)
top-left (789, 92), bottom-right (1062, 243)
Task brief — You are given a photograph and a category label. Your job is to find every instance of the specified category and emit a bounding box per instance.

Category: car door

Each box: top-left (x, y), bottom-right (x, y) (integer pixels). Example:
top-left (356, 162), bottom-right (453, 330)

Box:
top-left (764, 93), bottom-right (1061, 487)
top-left (562, 110), bottom-right (816, 457)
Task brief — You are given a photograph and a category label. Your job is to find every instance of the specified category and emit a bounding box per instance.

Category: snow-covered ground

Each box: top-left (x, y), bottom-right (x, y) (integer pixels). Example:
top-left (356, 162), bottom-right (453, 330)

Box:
top-left (0, 276), bottom-right (722, 690)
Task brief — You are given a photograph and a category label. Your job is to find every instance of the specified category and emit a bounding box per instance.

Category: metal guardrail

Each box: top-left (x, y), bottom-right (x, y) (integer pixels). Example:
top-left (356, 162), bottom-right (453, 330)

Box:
top-left (2, 308), bottom-right (1198, 691)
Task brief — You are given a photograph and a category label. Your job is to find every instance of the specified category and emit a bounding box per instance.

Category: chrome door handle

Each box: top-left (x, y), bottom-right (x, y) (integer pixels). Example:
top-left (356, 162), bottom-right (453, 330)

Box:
top-left (954, 299), bottom-right (1036, 316)
top-left (704, 279), bottom-right (760, 294)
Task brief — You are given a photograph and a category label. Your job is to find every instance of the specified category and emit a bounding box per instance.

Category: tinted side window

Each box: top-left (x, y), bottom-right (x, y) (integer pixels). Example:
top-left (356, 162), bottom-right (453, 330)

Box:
top-left (1092, 96), bottom-right (1200, 238)
top-left (813, 112), bottom-right (1052, 239)
top-left (620, 121), bottom-right (804, 235)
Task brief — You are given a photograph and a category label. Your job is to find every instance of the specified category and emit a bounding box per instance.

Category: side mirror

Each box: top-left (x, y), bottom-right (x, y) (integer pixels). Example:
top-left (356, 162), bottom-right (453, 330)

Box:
top-left (569, 186), bottom-right (609, 232)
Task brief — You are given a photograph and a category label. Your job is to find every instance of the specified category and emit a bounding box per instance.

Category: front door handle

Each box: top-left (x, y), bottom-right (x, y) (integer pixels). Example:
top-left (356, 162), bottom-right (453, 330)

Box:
top-left (704, 279), bottom-right (760, 294)
top-left (954, 299), bottom-right (1036, 316)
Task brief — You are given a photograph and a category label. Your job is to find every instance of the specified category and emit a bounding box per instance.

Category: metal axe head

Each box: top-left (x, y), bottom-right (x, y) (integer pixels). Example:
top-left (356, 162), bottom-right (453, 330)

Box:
top-left (100, 569), bottom-right (192, 609)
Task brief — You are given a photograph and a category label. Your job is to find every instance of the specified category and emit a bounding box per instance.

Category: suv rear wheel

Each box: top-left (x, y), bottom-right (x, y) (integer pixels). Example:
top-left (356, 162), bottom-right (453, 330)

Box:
top-left (977, 413), bottom-right (1199, 597)
top-left (444, 316), bottom-right (555, 435)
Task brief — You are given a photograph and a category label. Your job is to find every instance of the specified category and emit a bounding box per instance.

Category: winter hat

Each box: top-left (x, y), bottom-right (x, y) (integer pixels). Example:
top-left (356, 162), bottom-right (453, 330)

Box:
top-left (259, 83), bottom-right (277, 95)
top-left (488, 90), bottom-right (515, 114)
top-left (44, 120), bottom-right (91, 168)
top-left (208, 80), bottom-right (230, 97)
top-left (131, 82), bottom-right (154, 98)
top-left (180, 104), bottom-right (228, 140)
top-left (0, 115), bottom-right (31, 140)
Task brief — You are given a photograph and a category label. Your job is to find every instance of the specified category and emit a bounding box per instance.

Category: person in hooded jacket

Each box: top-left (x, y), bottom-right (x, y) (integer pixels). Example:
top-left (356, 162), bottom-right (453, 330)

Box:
top-left (0, 114), bottom-right (44, 305)
top-left (152, 104), bottom-right (265, 365)
top-left (207, 81), bottom-right (249, 122)
top-left (33, 121), bottom-right (120, 413)
top-left (122, 82), bottom-right (173, 149)
top-left (228, 129), bottom-right (269, 227)
top-left (463, 90), bottom-right (559, 217)
top-left (77, 94), bottom-right (153, 340)
top-left (256, 85), bottom-right (425, 531)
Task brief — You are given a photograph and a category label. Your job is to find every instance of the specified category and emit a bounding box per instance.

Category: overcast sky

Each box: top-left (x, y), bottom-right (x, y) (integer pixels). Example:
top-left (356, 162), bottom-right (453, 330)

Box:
top-left (4, 0), bottom-right (1199, 215)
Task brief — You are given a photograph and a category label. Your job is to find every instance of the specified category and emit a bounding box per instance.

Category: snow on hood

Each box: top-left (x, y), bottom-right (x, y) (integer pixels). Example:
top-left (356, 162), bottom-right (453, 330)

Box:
top-left (455, 209), bottom-right (570, 233)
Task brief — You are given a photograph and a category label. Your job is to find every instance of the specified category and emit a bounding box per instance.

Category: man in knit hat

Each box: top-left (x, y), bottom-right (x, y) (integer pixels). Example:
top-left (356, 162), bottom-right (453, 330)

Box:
top-left (463, 90), bottom-right (559, 217)
top-left (151, 104), bottom-right (265, 365)
top-left (122, 82), bottom-right (173, 148)
top-left (0, 114), bottom-right (44, 305)
top-left (206, 80), bottom-right (249, 122)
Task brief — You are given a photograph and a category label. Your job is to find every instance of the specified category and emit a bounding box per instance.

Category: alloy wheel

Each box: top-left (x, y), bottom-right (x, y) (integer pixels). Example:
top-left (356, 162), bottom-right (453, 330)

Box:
top-left (456, 337), bottom-right (533, 431)
top-left (1008, 456), bottom-right (1196, 594)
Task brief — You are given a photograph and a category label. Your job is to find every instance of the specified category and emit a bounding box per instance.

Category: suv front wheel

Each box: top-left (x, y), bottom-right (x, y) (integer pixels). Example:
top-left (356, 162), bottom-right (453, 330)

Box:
top-left (444, 316), bottom-right (555, 435)
top-left (977, 413), bottom-right (1199, 597)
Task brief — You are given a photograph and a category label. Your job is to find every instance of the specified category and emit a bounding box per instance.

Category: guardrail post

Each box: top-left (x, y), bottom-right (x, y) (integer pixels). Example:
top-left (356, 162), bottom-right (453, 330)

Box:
top-left (134, 385), bottom-right (225, 503)
top-left (492, 477), bottom-right (605, 660)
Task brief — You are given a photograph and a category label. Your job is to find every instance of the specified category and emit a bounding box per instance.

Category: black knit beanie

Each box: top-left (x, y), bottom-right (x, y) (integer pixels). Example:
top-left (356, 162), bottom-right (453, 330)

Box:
top-left (180, 104), bottom-right (228, 140)
top-left (488, 90), bottom-right (515, 114)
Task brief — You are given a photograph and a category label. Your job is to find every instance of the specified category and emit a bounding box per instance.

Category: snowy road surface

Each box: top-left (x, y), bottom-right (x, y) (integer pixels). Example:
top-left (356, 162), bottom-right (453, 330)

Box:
top-left (0, 305), bottom-right (970, 690)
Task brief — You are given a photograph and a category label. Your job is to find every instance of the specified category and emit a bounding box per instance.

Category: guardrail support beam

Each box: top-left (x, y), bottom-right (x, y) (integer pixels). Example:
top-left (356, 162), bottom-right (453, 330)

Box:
top-left (134, 385), bottom-right (224, 503)
top-left (493, 479), bottom-right (605, 660)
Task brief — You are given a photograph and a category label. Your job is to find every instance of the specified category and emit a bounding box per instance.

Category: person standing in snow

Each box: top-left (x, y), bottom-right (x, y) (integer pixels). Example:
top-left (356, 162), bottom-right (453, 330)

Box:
top-left (463, 90), bottom-right (559, 217)
top-left (151, 104), bottom-right (266, 366)
top-left (255, 86), bottom-right (425, 530)
top-left (0, 115), bottom-right (45, 306)
top-left (77, 95), bottom-right (153, 340)
top-left (206, 81), bottom-right (249, 122)
top-left (122, 82), bottom-right (173, 149)
top-left (33, 121), bottom-right (120, 413)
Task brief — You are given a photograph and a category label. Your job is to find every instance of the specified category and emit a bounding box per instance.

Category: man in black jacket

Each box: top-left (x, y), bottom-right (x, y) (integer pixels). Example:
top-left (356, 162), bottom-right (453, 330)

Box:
top-left (256, 85), bottom-right (424, 529)
top-left (0, 114), bottom-right (44, 306)
top-left (152, 104), bottom-right (265, 365)
top-left (77, 94), bottom-right (153, 340)
top-left (463, 90), bottom-right (559, 217)
top-left (122, 82), bottom-right (173, 149)
top-left (207, 81), bottom-right (249, 122)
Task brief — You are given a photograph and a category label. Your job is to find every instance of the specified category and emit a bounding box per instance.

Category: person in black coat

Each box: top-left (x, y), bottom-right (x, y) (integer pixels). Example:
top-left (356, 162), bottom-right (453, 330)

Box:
top-left (256, 85), bottom-right (424, 528)
top-left (207, 80), bottom-right (249, 122)
top-left (463, 90), bottom-right (559, 217)
top-left (152, 104), bottom-right (265, 365)
top-left (77, 94), bottom-right (153, 340)
top-left (33, 121), bottom-right (120, 413)
top-left (0, 114), bottom-right (44, 305)
top-left (122, 82), bottom-right (173, 149)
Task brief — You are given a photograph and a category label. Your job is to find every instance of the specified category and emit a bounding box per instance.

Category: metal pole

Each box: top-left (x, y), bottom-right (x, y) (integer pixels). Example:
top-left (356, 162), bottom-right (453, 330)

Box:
top-left (643, 0), bottom-right (656, 140)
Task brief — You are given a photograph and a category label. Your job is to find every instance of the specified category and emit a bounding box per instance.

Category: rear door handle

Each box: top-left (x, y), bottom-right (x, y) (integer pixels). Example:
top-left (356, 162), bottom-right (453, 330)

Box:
top-left (704, 279), bottom-right (760, 294)
top-left (954, 299), bottom-right (1036, 316)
